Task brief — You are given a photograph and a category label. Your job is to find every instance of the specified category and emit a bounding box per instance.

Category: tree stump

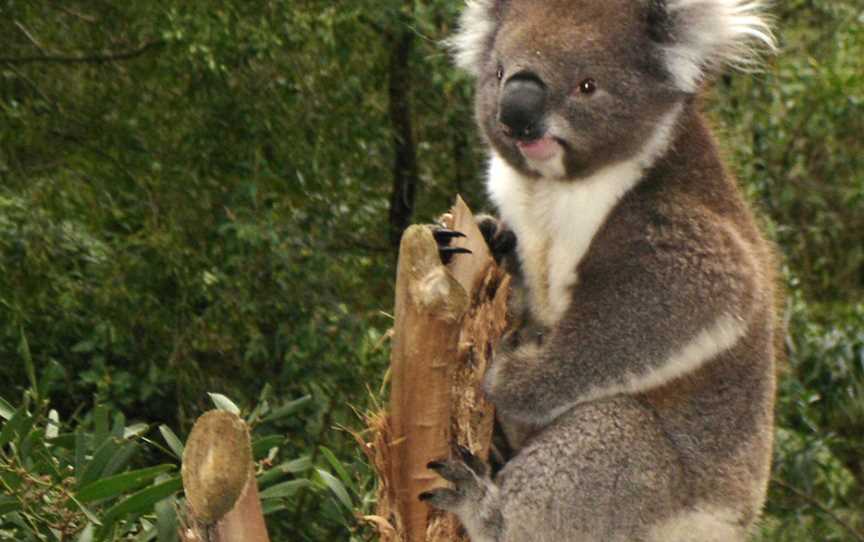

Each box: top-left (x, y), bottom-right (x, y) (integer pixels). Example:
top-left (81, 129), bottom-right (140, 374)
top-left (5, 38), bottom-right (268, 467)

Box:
top-left (180, 410), bottom-right (270, 542)
top-left (363, 197), bottom-right (511, 541)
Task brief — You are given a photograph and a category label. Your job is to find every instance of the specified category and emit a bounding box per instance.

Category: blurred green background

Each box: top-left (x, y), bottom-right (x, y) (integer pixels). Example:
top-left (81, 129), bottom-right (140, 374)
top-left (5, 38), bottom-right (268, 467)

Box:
top-left (0, 1), bottom-right (862, 540)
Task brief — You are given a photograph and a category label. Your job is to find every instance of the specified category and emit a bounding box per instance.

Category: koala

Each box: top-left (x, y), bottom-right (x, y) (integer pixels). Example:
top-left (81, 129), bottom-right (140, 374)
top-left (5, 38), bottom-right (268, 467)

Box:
top-left (420, 1), bottom-right (779, 541)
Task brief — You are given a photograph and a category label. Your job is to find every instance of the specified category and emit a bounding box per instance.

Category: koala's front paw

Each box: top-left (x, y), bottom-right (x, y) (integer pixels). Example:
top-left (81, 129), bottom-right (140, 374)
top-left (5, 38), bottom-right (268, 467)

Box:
top-left (431, 226), bottom-right (472, 265)
top-left (483, 343), bottom-right (547, 425)
top-left (419, 445), bottom-right (491, 511)
top-left (476, 215), bottom-right (517, 264)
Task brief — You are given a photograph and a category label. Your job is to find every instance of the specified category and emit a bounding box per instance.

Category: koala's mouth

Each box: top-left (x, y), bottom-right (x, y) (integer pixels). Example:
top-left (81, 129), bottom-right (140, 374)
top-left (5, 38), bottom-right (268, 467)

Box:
top-left (516, 137), bottom-right (561, 163)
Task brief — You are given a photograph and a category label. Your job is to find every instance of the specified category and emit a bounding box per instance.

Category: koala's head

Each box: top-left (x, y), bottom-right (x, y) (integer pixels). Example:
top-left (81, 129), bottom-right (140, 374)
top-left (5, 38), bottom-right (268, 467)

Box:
top-left (450, 0), bottom-right (775, 179)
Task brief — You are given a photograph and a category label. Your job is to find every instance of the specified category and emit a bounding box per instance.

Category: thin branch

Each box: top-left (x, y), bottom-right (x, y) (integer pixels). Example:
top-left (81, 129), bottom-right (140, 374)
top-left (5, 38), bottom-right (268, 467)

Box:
top-left (4, 63), bottom-right (61, 112)
top-left (53, 5), bottom-right (98, 23)
top-left (0, 40), bottom-right (165, 65)
top-left (771, 477), bottom-right (864, 542)
top-left (13, 21), bottom-right (48, 53)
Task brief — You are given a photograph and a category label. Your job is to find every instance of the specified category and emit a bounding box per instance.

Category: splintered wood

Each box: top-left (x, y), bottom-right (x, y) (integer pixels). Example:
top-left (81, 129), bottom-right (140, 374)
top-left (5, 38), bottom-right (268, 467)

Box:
top-left (362, 197), bottom-right (511, 542)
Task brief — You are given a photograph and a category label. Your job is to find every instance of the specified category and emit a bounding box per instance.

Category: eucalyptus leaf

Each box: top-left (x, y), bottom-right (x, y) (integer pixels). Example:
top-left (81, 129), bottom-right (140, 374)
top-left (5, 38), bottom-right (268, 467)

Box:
top-left (319, 446), bottom-right (353, 489)
top-left (0, 396), bottom-right (14, 421)
top-left (100, 476), bottom-right (182, 528)
top-left (158, 425), bottom-right (185, 459)
top-left (258, 478), bottom-right (312, 500)
top-left (208, 393), bottom-right (241, 415)
top-left (79, 437), bottom-right (121, 487)
top-left (261, 395), bottom-right (312, 423)
top-left (315, 468), bottom-right (353, 512)
top-left (77, 464), bottom-right (175, 503)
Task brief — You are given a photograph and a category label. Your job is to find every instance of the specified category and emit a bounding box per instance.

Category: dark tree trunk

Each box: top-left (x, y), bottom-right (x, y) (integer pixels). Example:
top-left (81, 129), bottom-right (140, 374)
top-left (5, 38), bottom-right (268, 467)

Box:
top-left (387, 17), bottom-right (419, 251)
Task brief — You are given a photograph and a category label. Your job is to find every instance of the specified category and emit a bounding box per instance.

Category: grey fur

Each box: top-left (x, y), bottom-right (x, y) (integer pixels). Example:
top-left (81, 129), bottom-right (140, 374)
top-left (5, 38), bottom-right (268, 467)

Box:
top-left (424, 1), bottom-right (779, 540)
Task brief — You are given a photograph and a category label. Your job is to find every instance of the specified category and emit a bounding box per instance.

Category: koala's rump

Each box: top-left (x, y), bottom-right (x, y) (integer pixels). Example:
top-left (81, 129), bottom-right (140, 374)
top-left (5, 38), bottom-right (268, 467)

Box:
top-left (495, 396), bottom-right (752, 542)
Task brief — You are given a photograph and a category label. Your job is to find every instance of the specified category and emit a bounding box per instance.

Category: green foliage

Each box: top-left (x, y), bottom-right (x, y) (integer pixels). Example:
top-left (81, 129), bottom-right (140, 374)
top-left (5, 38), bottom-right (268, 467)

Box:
top-left (0, 391), bottom-right (180, 541)
top-left (0, 387), bottom-right (367, 541)
top-left (709, 1), bottom-right (864, 302)
top-left (0, 0), bottom-right (862, 540)
top-left (757, 300), bottom-right (864, 541)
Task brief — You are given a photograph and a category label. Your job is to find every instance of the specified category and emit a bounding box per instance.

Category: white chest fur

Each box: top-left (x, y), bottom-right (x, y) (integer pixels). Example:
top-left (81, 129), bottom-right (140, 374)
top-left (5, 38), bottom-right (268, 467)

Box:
top-left (486, 107), bottom-right (682, 327)
top-left (487, 156), bottom-right (640, 326)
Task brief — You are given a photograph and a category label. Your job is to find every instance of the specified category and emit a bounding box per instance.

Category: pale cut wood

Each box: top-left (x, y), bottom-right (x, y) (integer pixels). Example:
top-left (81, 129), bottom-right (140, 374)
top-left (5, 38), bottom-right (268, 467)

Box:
top-left (427, 198), bottom-right (509, 541)
top-left (181, 410), bottom-right (271, 542)
top-left (446, 195), bottom-right (493, 294)
top-left (389, 225), bottom-right (470, 542)
top-left (367, 197), bottom-right (511, 542)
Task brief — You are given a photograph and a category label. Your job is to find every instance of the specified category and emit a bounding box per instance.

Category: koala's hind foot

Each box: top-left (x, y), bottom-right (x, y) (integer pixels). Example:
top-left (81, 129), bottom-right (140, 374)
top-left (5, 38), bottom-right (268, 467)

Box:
top-left (420, 446), bottom-right (504, 542)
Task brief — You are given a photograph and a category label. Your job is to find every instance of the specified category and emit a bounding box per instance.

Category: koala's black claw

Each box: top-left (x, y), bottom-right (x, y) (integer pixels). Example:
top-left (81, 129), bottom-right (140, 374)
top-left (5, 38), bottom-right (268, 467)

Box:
top-left (427, 460), bottom-right (446, 471)
top-left (431, 226), bottom-right (471, 264)
top-left (456, 444), bottom-right (474, 462)
top-left (432, 228), bottom-right (467, 244)
top-left (440, 246), bottom-right (473, 265)
top-left (456, 444), bottom-right (489, 476)
top-left (440, 246), bottom-right (473, 257)
top-left (419, 488), bottom-right (463, 510)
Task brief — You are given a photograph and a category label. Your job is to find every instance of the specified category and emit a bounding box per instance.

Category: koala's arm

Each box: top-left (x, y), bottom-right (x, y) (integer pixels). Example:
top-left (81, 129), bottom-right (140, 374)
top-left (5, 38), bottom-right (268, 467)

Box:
top-left (485, 214), bottom-right (762, 425)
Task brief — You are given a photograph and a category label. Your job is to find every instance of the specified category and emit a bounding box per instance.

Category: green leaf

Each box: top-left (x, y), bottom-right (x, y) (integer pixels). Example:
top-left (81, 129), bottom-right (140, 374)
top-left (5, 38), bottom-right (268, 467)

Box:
top-left (124, 423), bottom-right (149, 439)
top-left (18, 327), bottom-right (37, 400)
top-left (48, 432), bottom-right (76, 449)
top-left (100, 476), bottom-right (182, 529)
top-left (282, 456), bottom-right (313, 474)
top-left (262, 395), bottom-right (311, 423)
top-left (18, 427), bottom-right (41, 461)
top-left (93, 404), bottom-right (110, 446)
top-left (0, 404), bottom-right (28, 448)
top-left (77, 523), bottom-right (95, 542)
top-left (75, 429), bottom-right (88, 475)
top-left (68, 493), bottom-right (103, 526)
top-left (103, 441), bottom-right (139, 477)
top-left (79, 437), bottom-right (121, 486)
top-left (258, 456), bottom-right (312, 487)
top-left (315, 468), bottom-right (352, 511)
top-left (158, 425), bottom-right (184, 459)
top-left (0, 495), bottom-right (21, 515)
top-left (111, 411), bottom-right (127, 439)
top-left (208, 393), bottom-right (241, 415)
top-left (251, 435), bottom-right (283, 458)
top-left (155, 489), bottom-right (178, 542)
top-left (261, 500), bottom-right (288, 516)
top-left (319, 446), bottom-right (352, 489)
top-left (258, 479), bottom-right (312, 500)
top-left (77, 464), bottom-right (176, 503)
top-left (0, 396), bottom-right (14, 421)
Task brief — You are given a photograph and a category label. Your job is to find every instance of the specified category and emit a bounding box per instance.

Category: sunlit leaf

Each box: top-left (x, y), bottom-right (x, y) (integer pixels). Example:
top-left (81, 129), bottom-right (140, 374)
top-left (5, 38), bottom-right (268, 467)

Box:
top-left (159, 425), bottom-right (185, 459)
top-left (208, 393), bottom-right (241, 415)
top-left (315, 468), bottom-right (352, 511)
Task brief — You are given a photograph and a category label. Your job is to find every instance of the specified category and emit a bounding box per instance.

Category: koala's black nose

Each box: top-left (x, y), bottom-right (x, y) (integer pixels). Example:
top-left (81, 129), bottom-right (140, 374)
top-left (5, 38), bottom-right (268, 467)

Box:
top-left (499, 74), bottom-right (546, 141)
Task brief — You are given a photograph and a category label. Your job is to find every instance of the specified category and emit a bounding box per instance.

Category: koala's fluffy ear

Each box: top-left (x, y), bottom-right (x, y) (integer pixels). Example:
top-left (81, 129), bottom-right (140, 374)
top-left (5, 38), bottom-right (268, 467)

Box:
top-left (448, 0), bottom-right (503, 76)
top-left (649, 0), bottom-right (777, 92)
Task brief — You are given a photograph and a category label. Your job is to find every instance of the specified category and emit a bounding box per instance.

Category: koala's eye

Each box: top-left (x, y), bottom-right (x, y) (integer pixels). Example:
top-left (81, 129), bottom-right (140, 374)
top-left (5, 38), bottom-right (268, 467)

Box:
top-left (496, 65), bottom-right (504, 81)
top-left (578, 78), bottom-right (597, 95)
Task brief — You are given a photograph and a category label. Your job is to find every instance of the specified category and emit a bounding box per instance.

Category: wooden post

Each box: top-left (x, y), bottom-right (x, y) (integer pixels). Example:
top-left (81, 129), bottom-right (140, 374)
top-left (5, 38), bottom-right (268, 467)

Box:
top-left (363, 197), bottom-right (511, 541)
top-left (180, 411), bottom-right (270, 542)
